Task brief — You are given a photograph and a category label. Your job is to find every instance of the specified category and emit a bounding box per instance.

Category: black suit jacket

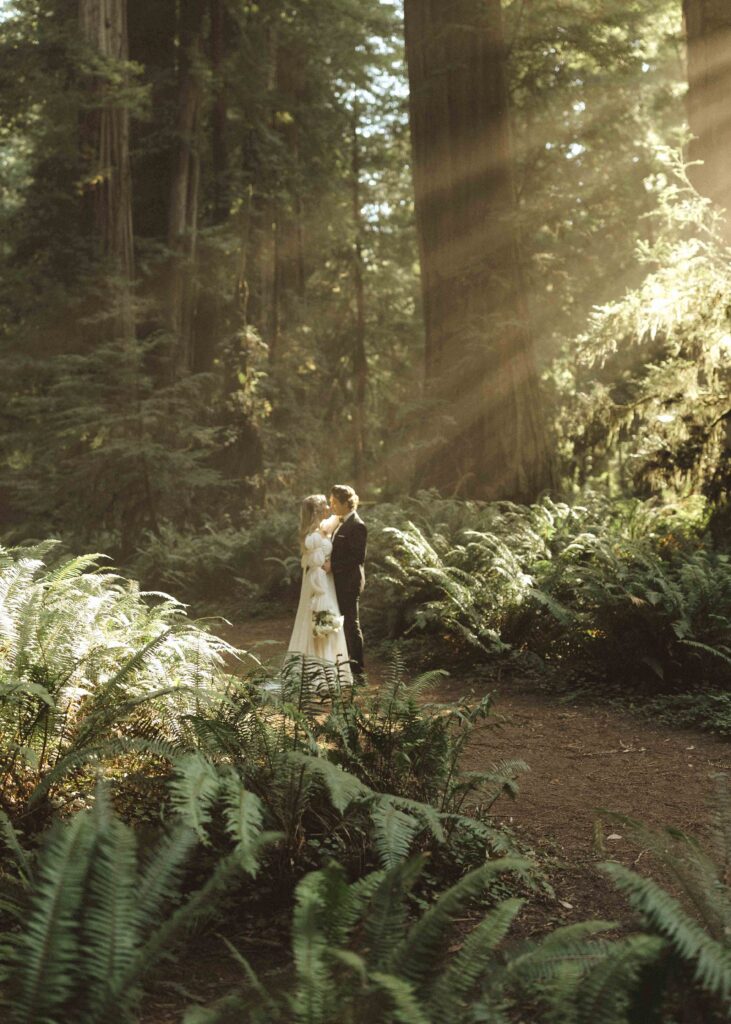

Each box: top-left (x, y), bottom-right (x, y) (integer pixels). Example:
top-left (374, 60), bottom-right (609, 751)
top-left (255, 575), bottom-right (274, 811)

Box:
top-left (331, 512), bottom-right (367, 587)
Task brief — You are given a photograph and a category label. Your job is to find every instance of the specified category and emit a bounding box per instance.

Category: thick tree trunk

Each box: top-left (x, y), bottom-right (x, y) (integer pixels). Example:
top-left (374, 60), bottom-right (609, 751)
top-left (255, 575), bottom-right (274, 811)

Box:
top-left (210, 0), bottom-right (229, 224)
top-left (350, 108), bottom-right (368, 492)
top-left (683, 0), bottom-right (731, 236)
top-left (403, 0), bottom-right (551, 501)
top-left (267, 32), bottom-right (307, 364)
top-left (127, 0), bottom-right (176, 240)
top-left (168, 0), bottom-right (205, 373)
top-left (78, 0), bottom-right (135, 287)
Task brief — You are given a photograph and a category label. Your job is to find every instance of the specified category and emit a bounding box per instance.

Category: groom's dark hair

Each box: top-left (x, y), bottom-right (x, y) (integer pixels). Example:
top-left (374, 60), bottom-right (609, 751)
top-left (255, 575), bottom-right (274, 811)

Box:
top-left (331, 484), bottom-right (358, 510)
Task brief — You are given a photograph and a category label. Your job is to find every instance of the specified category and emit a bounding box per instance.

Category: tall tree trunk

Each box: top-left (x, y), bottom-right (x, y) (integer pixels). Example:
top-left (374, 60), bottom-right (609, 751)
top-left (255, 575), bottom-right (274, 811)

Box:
top-left (78, 0), bottom-right (135, 295)
top-left (350, 107), bottom-right (368, 492)
top-left (79, 0), bottom-right (160, 550)
top-left (210, 0), bottom-right (229, 224)
top-left (403, 0), bottom-right (551, 501)
top-left (168, 0), bottom-right (205, 373)
top-left (683, 0), bottom-right (731, 237)
top-left (267, 32), bottom-right (307, 364)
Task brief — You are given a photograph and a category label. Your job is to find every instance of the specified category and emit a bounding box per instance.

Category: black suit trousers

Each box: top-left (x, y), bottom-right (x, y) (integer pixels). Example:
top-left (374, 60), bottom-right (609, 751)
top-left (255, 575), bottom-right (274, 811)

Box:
top-left (334, 571), bottom-right (364, 673)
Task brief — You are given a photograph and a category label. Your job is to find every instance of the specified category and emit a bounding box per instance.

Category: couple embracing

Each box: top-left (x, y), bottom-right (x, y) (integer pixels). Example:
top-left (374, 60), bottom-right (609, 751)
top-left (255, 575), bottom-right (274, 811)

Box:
top-left (287, 484), bottom-right (367, 683)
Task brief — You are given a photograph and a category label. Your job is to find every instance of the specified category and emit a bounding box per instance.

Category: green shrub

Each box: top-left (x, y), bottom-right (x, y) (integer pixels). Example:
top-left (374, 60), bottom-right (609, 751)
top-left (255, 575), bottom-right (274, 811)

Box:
top-left (0, 779), bottom-right (276, 1024)
top-left (0, 541), bottom-right (234, 824)
top-left (363, 491), bottom-right (731, 699)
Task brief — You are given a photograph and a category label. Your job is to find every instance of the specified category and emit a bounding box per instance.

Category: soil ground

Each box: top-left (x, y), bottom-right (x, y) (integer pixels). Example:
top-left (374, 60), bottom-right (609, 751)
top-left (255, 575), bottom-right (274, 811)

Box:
top-left (142, 614), bottom-right (731, 1020)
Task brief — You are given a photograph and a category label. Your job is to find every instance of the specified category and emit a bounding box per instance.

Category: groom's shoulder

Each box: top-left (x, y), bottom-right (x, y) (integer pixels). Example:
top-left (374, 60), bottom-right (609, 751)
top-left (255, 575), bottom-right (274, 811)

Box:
top-left (354, 512), bottom-right (367, 530)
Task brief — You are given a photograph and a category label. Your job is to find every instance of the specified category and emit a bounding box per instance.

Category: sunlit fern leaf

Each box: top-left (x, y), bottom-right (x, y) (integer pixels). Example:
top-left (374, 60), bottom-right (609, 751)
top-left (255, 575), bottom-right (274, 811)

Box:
top-left (429, 897), bottom-right (524, 1021)
top-left (392, 857), bottom-right (532, 988)
top-left (169, 754), bottom-right (221, 842)
top-left (286, 751), bottom-right (370, 813)
top-left (43, 553), bottom-right (108, 589)
top-left (600, 861), bottom-right (731, 1003)
top-left (11, 811), bottom-right (93, 1024)
top-left (371, 798), bottom-right (422, 868)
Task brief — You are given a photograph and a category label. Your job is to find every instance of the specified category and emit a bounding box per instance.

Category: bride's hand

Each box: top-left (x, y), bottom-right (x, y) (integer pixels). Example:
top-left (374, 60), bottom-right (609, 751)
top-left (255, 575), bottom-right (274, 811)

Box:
top-left (319, 514), bottom-right (339, 536)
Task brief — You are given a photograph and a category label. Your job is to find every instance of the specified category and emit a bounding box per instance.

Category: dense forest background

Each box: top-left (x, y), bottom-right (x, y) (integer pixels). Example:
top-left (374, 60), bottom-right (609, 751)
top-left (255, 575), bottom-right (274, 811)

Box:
top-left (1, 0), bottom-right (728, 585)
top-left (2, 4), bottom-right (731, 1022)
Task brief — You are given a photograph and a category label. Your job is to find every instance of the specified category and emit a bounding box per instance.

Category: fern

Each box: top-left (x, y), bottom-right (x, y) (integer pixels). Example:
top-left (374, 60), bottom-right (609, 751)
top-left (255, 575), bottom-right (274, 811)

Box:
top-left (600, 862), bottom-right (731, 1003)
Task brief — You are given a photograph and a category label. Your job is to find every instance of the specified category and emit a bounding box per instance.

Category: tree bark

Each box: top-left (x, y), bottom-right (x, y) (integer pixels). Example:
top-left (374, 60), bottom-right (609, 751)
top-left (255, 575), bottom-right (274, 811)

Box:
top-left (350, 106), bottom-right (368, 492)
top-left (267, 30), bottom-right (307, 364)
top-left (683, 0), bottom-right (731, 237)
top-left (78, 0), bottom-right (135, 288)
top-left (403, 0), bottom-right (551, 501)
top-left (167, 0), bottom-right (205, 373)
top-left (210, 0), bottom-right (229, 224)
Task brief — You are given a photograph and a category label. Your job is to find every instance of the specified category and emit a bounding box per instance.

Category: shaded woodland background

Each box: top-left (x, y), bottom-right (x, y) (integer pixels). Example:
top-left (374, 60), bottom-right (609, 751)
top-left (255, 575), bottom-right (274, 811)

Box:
top-left (0, 0), bottom-right (728, 578)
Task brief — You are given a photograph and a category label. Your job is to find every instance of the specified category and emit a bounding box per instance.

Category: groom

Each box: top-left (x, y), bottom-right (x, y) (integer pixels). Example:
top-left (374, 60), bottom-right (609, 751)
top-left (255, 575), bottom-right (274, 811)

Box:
top-left (326, 484), bottom-right (367, 676)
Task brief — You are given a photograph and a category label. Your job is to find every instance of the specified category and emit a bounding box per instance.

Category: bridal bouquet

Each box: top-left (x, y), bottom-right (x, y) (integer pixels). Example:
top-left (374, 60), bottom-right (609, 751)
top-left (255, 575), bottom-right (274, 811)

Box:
top-left (312, 609), bottom-right (342, 638)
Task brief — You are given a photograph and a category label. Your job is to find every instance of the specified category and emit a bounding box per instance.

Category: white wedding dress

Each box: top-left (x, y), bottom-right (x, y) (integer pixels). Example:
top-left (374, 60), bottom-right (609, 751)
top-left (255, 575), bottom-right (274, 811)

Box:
top-left (287, 517), bottom-right (352, 683)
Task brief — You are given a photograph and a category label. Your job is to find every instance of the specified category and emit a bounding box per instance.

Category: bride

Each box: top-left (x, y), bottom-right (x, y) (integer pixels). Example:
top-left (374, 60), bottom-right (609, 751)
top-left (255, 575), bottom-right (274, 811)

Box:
top-left (287, 494), bottom-right (352, 683)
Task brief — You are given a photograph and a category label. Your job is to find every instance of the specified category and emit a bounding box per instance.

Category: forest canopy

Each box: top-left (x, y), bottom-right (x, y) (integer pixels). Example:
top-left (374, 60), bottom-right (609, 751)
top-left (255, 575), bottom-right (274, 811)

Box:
top-left (0, 0), bottom-right (728, 566)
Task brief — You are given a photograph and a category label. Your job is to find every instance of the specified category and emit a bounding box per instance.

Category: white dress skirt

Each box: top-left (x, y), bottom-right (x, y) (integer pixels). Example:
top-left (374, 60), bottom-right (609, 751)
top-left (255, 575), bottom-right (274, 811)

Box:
top-left (287, 523), bottom-right (352, 684)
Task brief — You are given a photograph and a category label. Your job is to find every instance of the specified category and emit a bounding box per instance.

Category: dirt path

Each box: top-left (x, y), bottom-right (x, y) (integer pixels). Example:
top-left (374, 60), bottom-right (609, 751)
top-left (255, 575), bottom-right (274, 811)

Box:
top-left (223, 616), bottom-right (731, 929)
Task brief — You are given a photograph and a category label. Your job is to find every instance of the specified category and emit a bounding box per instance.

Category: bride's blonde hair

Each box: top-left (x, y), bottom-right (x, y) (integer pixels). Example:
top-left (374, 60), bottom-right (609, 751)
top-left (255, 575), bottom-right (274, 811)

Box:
top-left (299, 494), bottom-right (328, 552)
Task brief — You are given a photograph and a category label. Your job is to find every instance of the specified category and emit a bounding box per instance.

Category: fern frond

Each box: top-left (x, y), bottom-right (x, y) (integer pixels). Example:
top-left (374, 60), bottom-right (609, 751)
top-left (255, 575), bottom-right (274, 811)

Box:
top-left (429, 897), bottom-right (524, 1020)
top-left (286, 751), bottom-right (370, 813)
top-left (13, 811), bottom-right (93, 1024)
top-left (601, 861), bottom-right (731, 1002)
top-left (169, 754), bottom-right (221, 842)
top-left (392, 857), bottom-right (532, 988)
top-left (0, 812), bottom-right (33, 886)
top-left (368, 971), bottom-right (430, 1024)
top-left (363, 858), bottom-right (425, 972)
top-left (570, 934), bottom-right (667, 1024)
top-left (83, 793), bottom-right (143, 1021)
top-left (371, 798), bottom-right (422, 868)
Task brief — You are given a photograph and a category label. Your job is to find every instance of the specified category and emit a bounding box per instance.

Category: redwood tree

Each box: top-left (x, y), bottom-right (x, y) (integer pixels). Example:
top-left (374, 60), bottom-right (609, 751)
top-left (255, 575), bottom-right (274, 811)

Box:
top-left (684, 0), bottom-right (731, 237)
top-left (403, 0), bottom-right (551, 501)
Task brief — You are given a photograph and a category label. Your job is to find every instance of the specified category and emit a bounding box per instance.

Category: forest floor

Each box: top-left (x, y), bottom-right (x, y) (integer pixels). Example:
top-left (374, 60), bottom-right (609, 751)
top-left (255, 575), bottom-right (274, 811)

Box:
top-left (142, 614), bottom-right (731, 1022)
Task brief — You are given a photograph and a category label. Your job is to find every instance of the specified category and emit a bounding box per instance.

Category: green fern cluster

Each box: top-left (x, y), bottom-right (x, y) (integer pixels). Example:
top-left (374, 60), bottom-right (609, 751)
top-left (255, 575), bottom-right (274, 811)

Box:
top-left (365, 490), bottom-right (731, 698)
top-left (183, 653), bottom-right (529, 878)
top-left (0, 776), bottom-right (275, 1024)
top-left (0, 541), bottom-right (235, 820)
top-left (184, 853), bottom-right (667, 1024)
